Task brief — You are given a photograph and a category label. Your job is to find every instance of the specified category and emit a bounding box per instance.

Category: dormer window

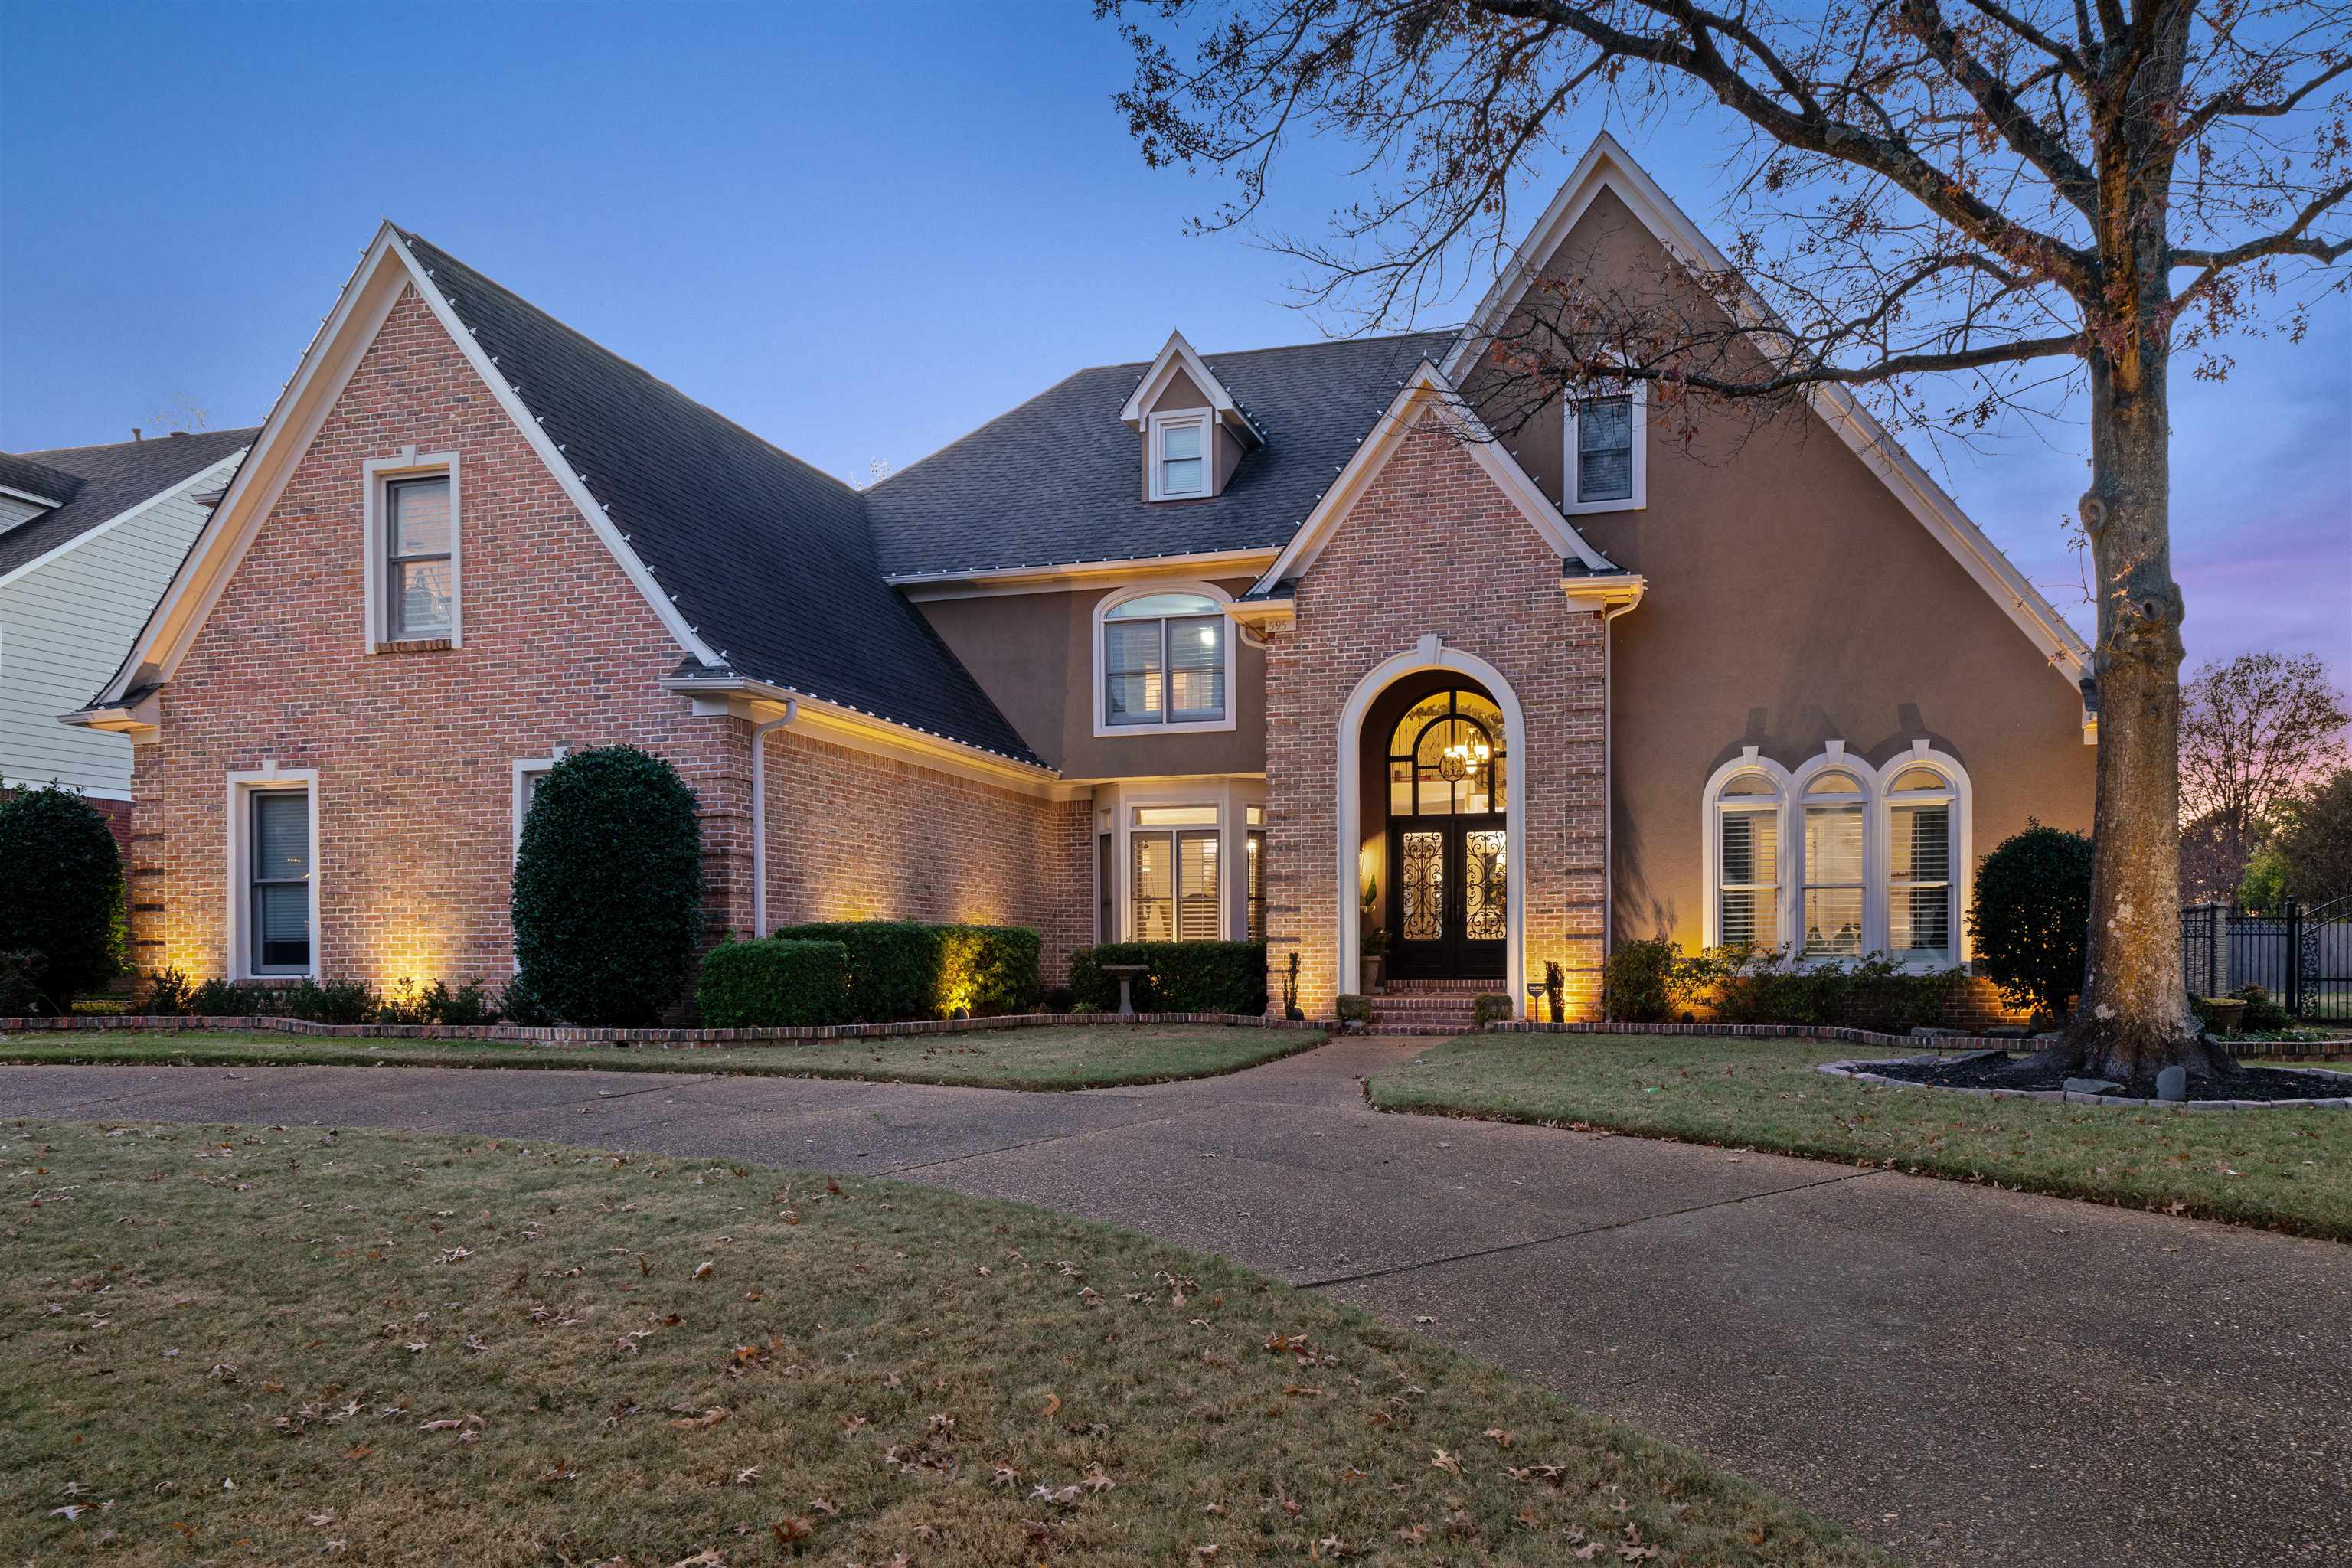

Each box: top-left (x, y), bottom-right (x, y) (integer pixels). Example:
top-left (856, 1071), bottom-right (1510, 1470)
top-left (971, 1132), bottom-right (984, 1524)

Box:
top-left (1121, 329), bottom-right (1264, 505)
top-left (1151, 412), bottom-right (1210, 500)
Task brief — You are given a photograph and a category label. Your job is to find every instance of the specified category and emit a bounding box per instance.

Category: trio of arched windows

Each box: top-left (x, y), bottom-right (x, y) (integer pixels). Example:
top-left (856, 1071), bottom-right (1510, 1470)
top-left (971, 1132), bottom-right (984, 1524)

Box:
top-left (1704, 742), bottom-right (1970, 966)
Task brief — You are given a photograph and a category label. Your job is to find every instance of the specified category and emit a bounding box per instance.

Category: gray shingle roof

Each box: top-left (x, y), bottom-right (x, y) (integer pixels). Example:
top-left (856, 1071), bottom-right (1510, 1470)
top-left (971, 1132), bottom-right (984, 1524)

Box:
top-left (397, 230), bottom-right (1046, 768)
top-left (863, 332), bottom-right (1460, 579)
top-left (0, 428), bottom-right (256, 578)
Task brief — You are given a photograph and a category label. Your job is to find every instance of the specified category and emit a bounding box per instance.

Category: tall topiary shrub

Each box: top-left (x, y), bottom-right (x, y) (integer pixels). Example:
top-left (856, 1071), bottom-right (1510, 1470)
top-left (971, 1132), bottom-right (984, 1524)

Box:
top-left (0, 785), bottom-right (125, 1010)
top-left (511, 746), bottom-right (703, 1026)
top-left (1968, 820), bottom-right (2094, 1020)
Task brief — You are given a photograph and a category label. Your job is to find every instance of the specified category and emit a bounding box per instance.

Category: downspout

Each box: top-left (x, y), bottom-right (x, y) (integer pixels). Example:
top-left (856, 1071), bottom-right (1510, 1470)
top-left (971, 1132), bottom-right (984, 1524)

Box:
top-left (748, 702), bottom-right (798, 936)
top-left (1600, 600), bottom-right (1640, 964)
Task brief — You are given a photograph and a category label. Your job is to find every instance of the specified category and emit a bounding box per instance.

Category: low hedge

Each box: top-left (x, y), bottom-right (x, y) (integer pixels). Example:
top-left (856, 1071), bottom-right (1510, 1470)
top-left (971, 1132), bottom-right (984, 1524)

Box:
top-left (1599, 940), bottom-right (1967, 1032)
top-left (1068, 940), bottom-right (1268, 1014)
top-left (768, 921), bottom-right (1040, 1022)
top-left (697, 938), bottom-right (850, 1027)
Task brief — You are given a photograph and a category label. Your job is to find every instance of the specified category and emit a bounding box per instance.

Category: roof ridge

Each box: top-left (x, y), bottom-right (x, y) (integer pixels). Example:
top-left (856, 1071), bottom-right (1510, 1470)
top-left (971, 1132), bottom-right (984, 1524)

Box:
top-left (21, 426), bottom-right (260, 460)
top-left (396, 229), bottom-right (864, 502)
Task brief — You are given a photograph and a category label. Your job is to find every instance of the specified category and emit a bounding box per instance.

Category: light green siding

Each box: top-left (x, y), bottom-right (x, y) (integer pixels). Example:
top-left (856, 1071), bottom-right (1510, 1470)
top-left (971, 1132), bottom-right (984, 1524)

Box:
top-left (0, 452), bottom-right (240, 798)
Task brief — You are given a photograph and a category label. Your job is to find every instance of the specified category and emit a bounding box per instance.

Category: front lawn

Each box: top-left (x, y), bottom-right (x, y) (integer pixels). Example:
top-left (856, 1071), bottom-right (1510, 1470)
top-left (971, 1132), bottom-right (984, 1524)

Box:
top-left (1370, 1034), bottom-right (2351, 1241)
top-left (0, 1023), bottom-right (1323, 1092)
top-left (1, 1121), bottom-right (1882, 1566)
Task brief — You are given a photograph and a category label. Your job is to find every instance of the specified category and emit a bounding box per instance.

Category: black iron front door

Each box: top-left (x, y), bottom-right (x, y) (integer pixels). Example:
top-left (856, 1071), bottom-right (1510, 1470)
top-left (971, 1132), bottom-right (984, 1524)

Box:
top-left (1389, 815), bottom-right (1506, 980)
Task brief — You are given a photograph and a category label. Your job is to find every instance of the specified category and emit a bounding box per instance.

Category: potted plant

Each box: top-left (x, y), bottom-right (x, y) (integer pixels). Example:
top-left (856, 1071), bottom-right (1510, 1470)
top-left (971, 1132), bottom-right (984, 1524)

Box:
top-left (1361, 926), bottom-right (1389, 994)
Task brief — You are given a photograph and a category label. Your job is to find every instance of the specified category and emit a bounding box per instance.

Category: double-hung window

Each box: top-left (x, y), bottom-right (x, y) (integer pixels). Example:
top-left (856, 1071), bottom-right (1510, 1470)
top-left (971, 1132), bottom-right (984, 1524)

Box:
top-left (248, 787), bottom-right (313, 975)
top-left (1886, 766), bottom-right (1956, 962)
top-left (1800, 772), bottom-right (1867, 957)
top-left (1151, 413), bottom-right (1208, 499)
top-left (1131, 805), bottom-right (1220, 942)
top-left (1102, 591), bottom-right (1227, 728)
top-left (387, 475), bottom-right (453, 637)
top-left (1714, 773), bottom-right (1781, 949)
top-left (1245, 805), bottom-right (1266, 941)
top-left (1564, 384), bottom-right (1645, 513)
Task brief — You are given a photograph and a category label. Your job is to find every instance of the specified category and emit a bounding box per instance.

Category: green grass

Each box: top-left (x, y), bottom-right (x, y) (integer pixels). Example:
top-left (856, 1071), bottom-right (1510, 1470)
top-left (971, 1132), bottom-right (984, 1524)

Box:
top-left (0, 1121), bottom-right (1884, 1566)
top-left (1370, 1034), bottom-right (2352, 1241)
top-left (0, 1023), bottom-right (1325, 1091)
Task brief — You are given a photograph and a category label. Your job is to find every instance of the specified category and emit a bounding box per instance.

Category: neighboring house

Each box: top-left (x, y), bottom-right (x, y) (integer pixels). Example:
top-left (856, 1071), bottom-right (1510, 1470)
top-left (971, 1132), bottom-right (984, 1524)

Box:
top-left (2, 430), bottom-right (256, 835)
top-left (68, 136), bottom-right (2094, 1018)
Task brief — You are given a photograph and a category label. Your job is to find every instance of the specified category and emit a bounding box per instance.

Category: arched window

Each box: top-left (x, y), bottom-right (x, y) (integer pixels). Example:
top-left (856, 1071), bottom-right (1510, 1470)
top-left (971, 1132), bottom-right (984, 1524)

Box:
top-left (1883, 762), bottom-right (1959, 964)
top-left (1799, 769), bottom-right (1867, 957)
top-left (1097, 586), bottom-right (1230, 733)
top-left (1710, 767), bottom-right (1782, 949)
top-left (1387, 689), bottom-right (1507, 817)
top-left (1704, 744), bottom-right (1972, 967)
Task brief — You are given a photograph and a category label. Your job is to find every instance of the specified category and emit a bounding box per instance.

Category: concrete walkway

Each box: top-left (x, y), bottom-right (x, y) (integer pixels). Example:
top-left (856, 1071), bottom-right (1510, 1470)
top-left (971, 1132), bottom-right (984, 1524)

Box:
top-left (5, 1040), bottom-right (2347, 1566)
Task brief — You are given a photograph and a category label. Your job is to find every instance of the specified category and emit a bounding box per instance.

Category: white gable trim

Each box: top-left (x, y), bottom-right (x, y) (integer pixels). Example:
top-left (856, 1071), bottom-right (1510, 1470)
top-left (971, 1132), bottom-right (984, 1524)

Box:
top-left (1444, 132), bottom-right (2093, 690)
top-left (1250, 360), bottom-right (1617, 593)
top-left (1118, 329), bottom-right (1263, 444)
top-left (0, 448), bottom-right (245, 591)
top-left (93, 224), bottom-right (719, 710)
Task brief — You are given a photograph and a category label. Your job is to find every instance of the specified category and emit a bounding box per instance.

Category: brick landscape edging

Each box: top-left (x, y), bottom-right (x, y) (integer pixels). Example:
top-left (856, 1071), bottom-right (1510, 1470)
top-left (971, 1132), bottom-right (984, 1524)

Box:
top-left (1482, 1018), bottom-right (2352, 1061)
top-left (1815, 1057), bottom-right (2352, 1111)
top-left (2, 1011), bottom-right (1320, 1048)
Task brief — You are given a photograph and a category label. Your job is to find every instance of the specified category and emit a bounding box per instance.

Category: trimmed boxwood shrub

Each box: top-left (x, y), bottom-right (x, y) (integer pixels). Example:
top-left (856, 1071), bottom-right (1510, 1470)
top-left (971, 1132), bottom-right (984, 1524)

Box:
top-left (769, 921), bottom-right (1040, 1022)
top-left (1068, 940), bottom-right (1269, 1014)
top-left (698, 937), bottom-right (850, 1027)
top-left (1967, 820), bottom-right (2093, 1019)
top-left (511, 746), bottom-right (704, 1026)
top-left (0, 784), bottom-right (125, 1009)
top-left (1472, 992), bottom-right (1514, 1026)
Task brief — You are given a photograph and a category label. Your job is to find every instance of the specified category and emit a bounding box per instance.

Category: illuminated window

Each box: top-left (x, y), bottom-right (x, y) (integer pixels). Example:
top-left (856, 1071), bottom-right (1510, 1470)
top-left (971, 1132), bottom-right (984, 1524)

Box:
top-left (1132, 805), bottom-right (1220, 942)
top-left (1102, 590), bottom-right (1227, 727)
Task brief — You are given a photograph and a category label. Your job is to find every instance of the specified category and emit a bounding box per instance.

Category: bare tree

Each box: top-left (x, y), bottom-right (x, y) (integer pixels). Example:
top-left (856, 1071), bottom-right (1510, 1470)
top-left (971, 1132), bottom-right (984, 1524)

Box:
top-left (1103, 0), bottom-right (2350, 1080)
top-left (2179, 651), bottom-right (2351, 887)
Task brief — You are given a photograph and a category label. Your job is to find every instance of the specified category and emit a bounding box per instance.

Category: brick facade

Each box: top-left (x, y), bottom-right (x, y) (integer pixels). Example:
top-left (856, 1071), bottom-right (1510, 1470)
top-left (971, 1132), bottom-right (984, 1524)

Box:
top-left (1263, 412), bottom-right (1609, 1020)
top-left (129, 284), bottom-right (1088, 997)
top-left (759, 725), bottom-right (1092, 977)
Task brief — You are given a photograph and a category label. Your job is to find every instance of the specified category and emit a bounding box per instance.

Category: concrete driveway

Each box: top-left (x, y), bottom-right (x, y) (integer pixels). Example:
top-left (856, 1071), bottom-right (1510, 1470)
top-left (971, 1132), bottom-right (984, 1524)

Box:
top-left (6, 1039), bottom-right (2347, 1566)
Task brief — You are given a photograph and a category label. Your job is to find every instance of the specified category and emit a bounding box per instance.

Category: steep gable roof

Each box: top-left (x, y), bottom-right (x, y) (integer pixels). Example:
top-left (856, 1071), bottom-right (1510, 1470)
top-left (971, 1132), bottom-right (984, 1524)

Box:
top-left (394, 232), bottom-right (1043, 766)
top-left (0, 429), bottom-right (254, 579)
top-left (865, 330), bottom-right (1456, 580)
top-left (1446, 132), bottom-right (2093, 691)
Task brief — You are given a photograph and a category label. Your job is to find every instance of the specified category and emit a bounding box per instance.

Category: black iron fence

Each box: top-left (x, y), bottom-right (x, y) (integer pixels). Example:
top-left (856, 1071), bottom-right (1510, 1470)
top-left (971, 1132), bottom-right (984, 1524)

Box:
top-left (2181, 897), bottom-right (2352, 1021)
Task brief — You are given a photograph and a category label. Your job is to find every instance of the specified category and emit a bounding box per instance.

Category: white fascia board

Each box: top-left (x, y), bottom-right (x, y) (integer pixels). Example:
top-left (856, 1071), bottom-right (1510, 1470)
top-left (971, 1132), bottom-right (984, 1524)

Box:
top-left (0, 447), bottom-right (247, 592)
top-left (1249, 360), bottom-right (1617, 594)
top-left (1118, 329), bottom-right (1264, 445)
top-left (1443, 131), bottom-right (2092, 689)
top-left (99, 223), bottom-right (723, 707)
top-left (660, 672), bottom-right (1074, 799)
top-left (0, 482), bottom-right (69, 509)
top-left (887, 546), bottom-right (1281, 599)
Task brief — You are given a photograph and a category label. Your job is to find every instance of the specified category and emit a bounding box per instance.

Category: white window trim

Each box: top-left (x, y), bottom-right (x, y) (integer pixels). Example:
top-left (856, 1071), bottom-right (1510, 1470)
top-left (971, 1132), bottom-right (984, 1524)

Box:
top-left (510, 750), bottom-right (568, 858)
top-left (225, 766), bottom-right (321, 982)
top-left (361, 448), bottom-right (462, 650)
top-left (1700, 748), bottom-right (1794, 952)
top-left (1791, 747), bottom-right (1871, 961)
top-left (1700, 741), bottom-right (1972, 970)
top-left (1562, 378), bottom-right (1647, 515)
top-left (1091, 580), bottom-right (1239, 738)
top-left (1146, 409), bottom-right (1213, 501)
top-left (1095, 777), bottom-right (1266, 942)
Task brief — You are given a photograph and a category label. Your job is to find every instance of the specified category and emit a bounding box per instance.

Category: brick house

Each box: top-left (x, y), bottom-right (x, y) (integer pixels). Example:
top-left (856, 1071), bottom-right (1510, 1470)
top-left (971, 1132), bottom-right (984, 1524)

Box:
top-left (68, 136), bottom-right (2094, 1021)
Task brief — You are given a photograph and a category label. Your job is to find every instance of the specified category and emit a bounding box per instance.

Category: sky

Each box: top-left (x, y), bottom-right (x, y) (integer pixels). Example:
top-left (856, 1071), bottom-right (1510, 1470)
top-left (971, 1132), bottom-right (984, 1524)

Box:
top-left (3, 1), bottom-right (2345, 679)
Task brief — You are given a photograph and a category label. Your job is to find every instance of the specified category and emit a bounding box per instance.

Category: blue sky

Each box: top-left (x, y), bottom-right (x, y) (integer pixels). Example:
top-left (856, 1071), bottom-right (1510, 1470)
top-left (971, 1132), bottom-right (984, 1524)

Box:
top-left (4, 1), bottom-right (2344, 678)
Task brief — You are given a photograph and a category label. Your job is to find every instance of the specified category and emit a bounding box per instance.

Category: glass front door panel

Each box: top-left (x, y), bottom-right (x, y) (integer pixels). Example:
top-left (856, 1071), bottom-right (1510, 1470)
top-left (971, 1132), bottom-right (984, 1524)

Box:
top-left (1399, 830), bottom-right (1444, 942)
top-left (1463, 830), bottom-right (1507, 942)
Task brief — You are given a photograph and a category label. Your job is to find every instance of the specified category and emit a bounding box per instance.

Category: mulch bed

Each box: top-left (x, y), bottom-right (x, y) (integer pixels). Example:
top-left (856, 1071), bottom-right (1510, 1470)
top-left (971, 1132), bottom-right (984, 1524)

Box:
top-left (1863, 1052), bottom-right (2350, 1103)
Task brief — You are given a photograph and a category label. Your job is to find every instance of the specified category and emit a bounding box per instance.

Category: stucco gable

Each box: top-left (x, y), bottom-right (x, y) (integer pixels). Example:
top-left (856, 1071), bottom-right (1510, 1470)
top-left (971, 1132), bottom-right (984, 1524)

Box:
top-left (1445, 133), bottom-right (2092, 698)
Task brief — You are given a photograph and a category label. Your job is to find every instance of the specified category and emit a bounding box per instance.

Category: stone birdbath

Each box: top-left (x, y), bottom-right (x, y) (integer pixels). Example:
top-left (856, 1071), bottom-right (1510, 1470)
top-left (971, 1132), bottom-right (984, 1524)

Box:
top-left (1100, 964), bottom-right (1148, 1017)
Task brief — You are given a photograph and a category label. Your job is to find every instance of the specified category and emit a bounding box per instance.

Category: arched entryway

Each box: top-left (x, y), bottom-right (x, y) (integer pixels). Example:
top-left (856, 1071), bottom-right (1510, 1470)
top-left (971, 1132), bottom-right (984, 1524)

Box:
top-left (1335, 639), bottom-right (1527, 1011)
top-left (1372, 682), bottom-right (1509, 982)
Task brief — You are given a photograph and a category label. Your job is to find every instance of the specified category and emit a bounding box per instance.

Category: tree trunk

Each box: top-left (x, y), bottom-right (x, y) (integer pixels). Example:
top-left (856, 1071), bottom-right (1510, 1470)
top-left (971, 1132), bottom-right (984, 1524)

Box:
top-left (2058, 347), bottom-right (2231, 1083)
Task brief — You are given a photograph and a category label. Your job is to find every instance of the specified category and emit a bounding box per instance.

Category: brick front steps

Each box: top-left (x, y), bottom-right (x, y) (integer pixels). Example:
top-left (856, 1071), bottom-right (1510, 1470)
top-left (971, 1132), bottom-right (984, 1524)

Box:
top-left (1364, 988), bottom-right (1490, 1037)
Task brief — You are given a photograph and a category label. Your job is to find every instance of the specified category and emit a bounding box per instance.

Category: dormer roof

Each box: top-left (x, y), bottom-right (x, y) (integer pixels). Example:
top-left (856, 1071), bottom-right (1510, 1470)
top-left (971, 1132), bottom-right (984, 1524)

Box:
top-left (1118, 329), bottom-right (1264, 446)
